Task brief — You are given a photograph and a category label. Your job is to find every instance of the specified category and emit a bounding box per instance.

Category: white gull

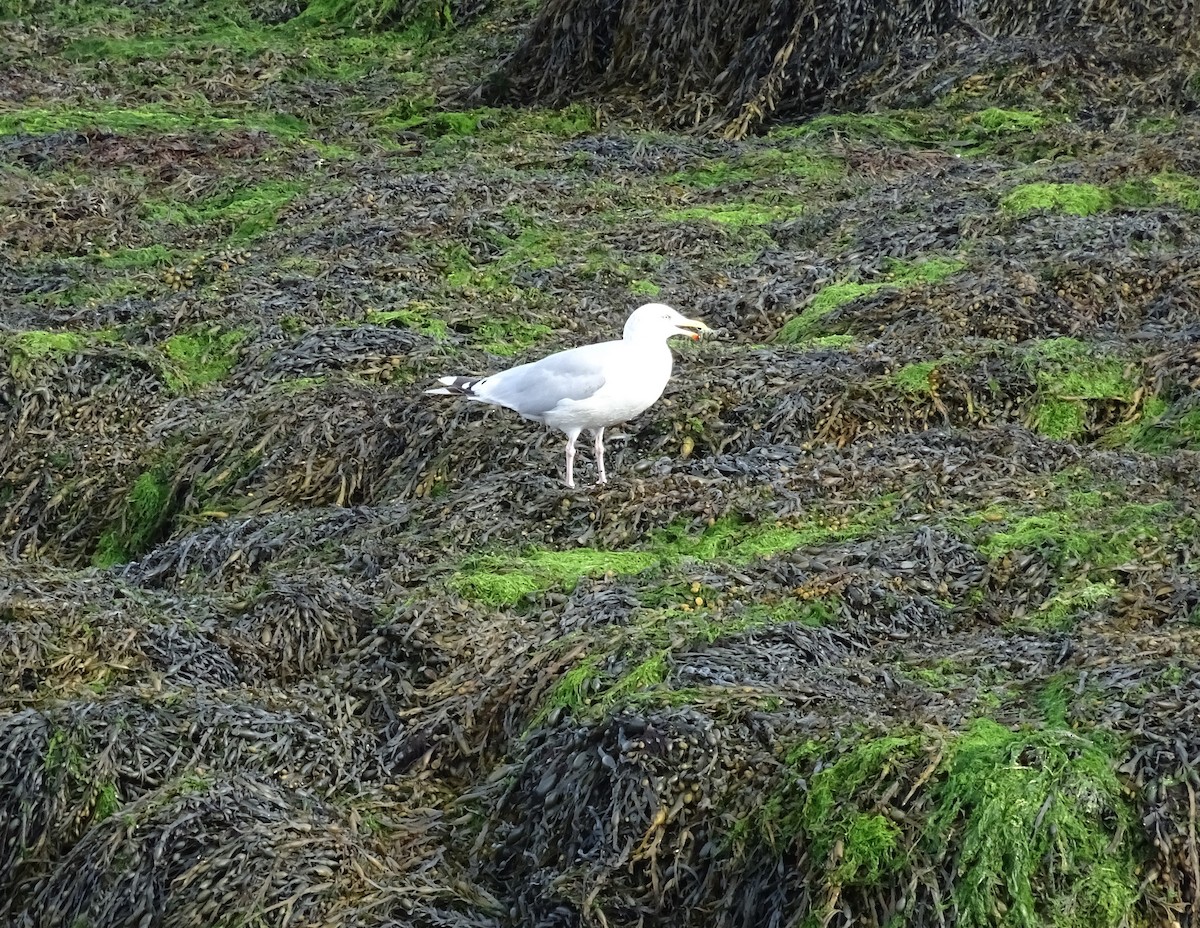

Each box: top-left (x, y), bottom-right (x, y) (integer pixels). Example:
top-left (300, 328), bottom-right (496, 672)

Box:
top-left (425, 302), bottom-right (712, 487)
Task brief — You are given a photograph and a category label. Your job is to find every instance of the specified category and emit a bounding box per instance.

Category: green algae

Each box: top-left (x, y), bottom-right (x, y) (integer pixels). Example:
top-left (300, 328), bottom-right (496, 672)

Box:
top-left (1002, 173), bottom-right (1199, 221)
top-left (928, 720), bottom-right (1137, 928)
top-left (787, 333), bottom-right (855, 350)
top-left (668, 160), bottom-right (755, 188)
top-left (1148, 171), bottom-right (1200, 209)
top-left (386, 102), bottom-right (595, 143)
top-left (1001, 182), bottom-right (1113, 217)
top-left (604, 650), bottom-right (671, 704)
top-left (35, 276), bottom-right (149, 310)
top-left (733, 721), bottom-right (1139, 926)
top-left (666, 203), bottom-right (801, 227)
top-left (774, 112), bottom-right (934, 144)
top-left (93, 781), bottom-right (121, 821)
top-left (95, 244), bottom-right (181, 269)
top-left (801, 734), bottom-right (924, 875)
top-left (892, 360), bottom-right (942, 395)
top-left (1023, 337), bottom-right (1139, 440)
top-left (507, 105), bottom-right (596, 138)
top-left (1121, 401), bottom-right (1200, 452)
top-left (970, 107), bottom-right (1050, 135)
top-left (742, 146), bottom-right (844, 182)
top-left (1026, 338), bottom-right (1135, 400)
top-left (664, 499), bottom-right (895, 566)
top-left (473, 316), bottom-right (554, 356)
top-left (8, 330), bottom-right (87, 360)
top-left (660, 150), bottom-right (841, 189)
top-left (778, 256), bottom-right (965, 343)
top-left (92, 466), bottom-right (177, 567)
top-left (730, 730), bottom-right (925, 902)
top-left (772, 107), bottom-right (1056, 156)
top-left (629, 279), bottom-right (661, 296)
top-left (149, 180), bottom-right (305, 242)
top-left (978, 499), bottom-right (1172, 571)
top-left (1032, 397), bottom-right (1087, 440)
top-left (884, 255), bottom-right (966, 284)
top-left (160, 329), bottom-right (247, 393)
top-left (293, 0), bottom-right (454, 38)
top-left (382, 101), bottom-right (495, 138)
top-left (0, 103), bottom-right (309, 141)
top-left (777, 282), bottom-right (887, 343)
top-left (535, 656), bottom-right (604, 721)
top-left (531, 591), bottom-right (838, 723)
top-left (1025, 579), bottom-right (1116, 631)
top-left (451, 549), bottom-right (662, 607)
top-left (368, 306), bottom-right (449, 339)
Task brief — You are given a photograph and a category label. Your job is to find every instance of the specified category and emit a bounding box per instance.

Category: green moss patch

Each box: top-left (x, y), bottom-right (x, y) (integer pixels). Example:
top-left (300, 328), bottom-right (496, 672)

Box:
top-left (1148, 171), bottom-right (1200, 209)
top-left (160, 329), bottom-right (247, 392)
top-left (668, 160), bottom-right (755, 188)
top-left (977, 497), bottom-right (1172, 571)
top-left (381, 102), bottom-right (595, 142)
top-left (532, 590), bottom-right (840, 723)
top-left (1001, 182), bottom-right (1113, 217)
top-left (95, 244), bottom-right (182, 269)
top-left (743, 147), bottom-right (845, 182)
top-left (368, 306), bottom-right (449, 339)
top-left (666, 501), bottom-right (895, 564)
top-left (149, 180), bottom-right (305, 242)
top-left (293, 0), bottom-right (455, 39)
top-left (1120, 400), bottom-right (1200, 452)
top-left (450, 503), bottom-right (893, 607)
top-left (891, 360), bottom-right (941, 395)
top-left (0, 103), bottom-right (309, 141)
top-left (472, 316), bottom-right (554, 356)
top-left (968, 107), bottom-right (1051, 136)
top-left (508, 105), bottom-right (597, 138)
top-left (929, 720), bottom-right (1137, 928)
top-left (884, 255), bottom-right (966, 284)
top-left (92, 465), bottom-right (178, 567)
top-left (433, 221), bottom-right (569, 308)
top-left (381, 101), bottom-right (495, 138)
top-left (8, 330), bottom-right (87, 360)
top-left (777, 282), bottom-right (887, 343)
top-left (1022, 338), bottom-right (1139, 441)
top-left (451, 549), bottom-right (662, 606)
top-left (772, 107), bottom-right (1057, 155)
top-left (782, 333), bottom-right (856, 351)
top-left (667, 148), bottom-right (842, 188)
top-left (666, 203), bottom-right (801, 227)
top-left (1025, 579), bottom-right (1116, 631)
top-left (731, 731), bottom-right (925, 887)
top-left (778, 256), bottom-right (965, 343)
top-left (734, 721), bottom-right (1139, 926)
top-left (774, 112), bottom-right (934, 145)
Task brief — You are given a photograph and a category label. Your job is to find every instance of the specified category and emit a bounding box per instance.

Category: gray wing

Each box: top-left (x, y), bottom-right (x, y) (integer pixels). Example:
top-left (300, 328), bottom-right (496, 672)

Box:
top-left (477, 343), bottom-right (611, 419)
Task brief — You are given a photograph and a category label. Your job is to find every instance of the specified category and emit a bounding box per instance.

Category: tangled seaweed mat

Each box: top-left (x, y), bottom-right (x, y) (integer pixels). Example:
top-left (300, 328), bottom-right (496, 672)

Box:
top-left (3, 0), bottom-right (1200, 925)
top-left (487, 0), bottom-right (1200, 135)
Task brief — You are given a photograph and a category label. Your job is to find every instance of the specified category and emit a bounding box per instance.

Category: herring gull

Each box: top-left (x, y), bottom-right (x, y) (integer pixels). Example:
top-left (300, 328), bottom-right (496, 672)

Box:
top-left (425, 302), bottom-right (712, 487)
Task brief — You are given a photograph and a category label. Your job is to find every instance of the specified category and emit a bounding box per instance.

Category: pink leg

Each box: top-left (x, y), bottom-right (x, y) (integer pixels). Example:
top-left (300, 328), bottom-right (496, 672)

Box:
top-left (563, 430), bottom-right (580, 488)
top-left (593, 428), bottom-right (607, 485)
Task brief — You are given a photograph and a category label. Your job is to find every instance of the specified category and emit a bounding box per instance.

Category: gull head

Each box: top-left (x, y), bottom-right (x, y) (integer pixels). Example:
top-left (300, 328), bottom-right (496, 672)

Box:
top-left (623, 302), bottom-right (713, 342)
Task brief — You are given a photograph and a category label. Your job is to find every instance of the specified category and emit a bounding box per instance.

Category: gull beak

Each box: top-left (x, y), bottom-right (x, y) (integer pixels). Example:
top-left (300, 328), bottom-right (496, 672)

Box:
top-left (677, 318), bottom-right (713, 341)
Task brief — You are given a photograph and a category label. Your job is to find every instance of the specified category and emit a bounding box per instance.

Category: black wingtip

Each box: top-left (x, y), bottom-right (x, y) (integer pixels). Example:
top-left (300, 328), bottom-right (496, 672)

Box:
top-left (427, 376), bottom-right (483, 397)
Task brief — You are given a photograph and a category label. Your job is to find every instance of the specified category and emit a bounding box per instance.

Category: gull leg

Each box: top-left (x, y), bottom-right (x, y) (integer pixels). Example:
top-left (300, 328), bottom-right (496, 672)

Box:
top-left (564, 430), bottom-right (580, 488)
top-left (593, 428), bottom-right (607, 485)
